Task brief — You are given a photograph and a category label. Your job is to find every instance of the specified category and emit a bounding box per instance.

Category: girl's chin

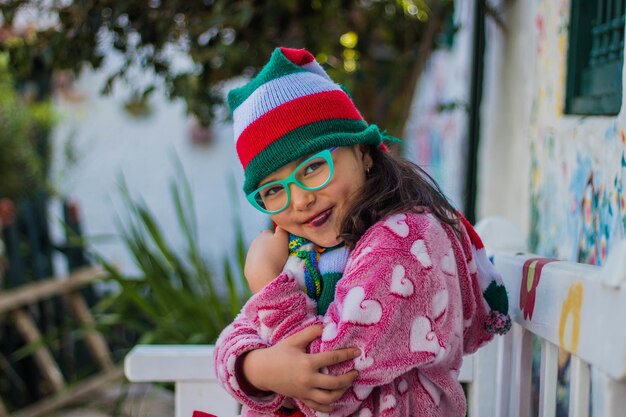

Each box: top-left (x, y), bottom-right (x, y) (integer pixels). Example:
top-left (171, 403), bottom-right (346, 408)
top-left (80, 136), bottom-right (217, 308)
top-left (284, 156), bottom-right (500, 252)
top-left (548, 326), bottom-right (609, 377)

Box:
top-left (310, 235), bottom-right (343, 248)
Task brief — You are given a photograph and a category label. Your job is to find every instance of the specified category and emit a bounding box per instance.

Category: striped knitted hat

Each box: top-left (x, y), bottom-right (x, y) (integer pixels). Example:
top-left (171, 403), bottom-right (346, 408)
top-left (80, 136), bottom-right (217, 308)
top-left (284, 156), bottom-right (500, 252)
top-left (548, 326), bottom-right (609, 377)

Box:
top-left (227, 47), bottom-right (383, 194)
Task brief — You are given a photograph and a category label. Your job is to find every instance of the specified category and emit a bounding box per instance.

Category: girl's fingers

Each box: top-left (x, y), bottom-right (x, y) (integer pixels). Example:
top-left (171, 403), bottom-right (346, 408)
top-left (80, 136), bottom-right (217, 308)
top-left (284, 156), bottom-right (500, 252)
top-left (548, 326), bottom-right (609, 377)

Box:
top-left (286, 325), bottom-right (323, 348)
top-left (311, 347), bottom-right (361, 368)
top-left (301, 398), bottom-right (333, 413)
top-left (309, 387), bottom-right (350, 405)
top-left (313, 370), bottom-right (359, 391)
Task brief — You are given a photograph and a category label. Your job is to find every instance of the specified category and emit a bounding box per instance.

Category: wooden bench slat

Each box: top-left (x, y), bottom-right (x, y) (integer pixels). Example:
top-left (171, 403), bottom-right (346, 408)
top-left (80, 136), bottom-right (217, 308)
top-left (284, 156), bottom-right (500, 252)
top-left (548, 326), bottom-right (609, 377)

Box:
top-left (466, 344), bottom-right (493, 417)
top-left (125, 345), bottom-right (217, 381)
top-left (0, 267), bottom-right (105, 314)
top-left (11, 309), bottom-right (66, 393)
top-left (569, 356), bottom-right (590, 417)
top-left (509, 324), bottom-right (532, 417)
top-left (494, 329), bottom-right (513, 417)
top-left (602, 372), bottom-right (626, 416)
top-left (538, 339), bottom-right (558, 417)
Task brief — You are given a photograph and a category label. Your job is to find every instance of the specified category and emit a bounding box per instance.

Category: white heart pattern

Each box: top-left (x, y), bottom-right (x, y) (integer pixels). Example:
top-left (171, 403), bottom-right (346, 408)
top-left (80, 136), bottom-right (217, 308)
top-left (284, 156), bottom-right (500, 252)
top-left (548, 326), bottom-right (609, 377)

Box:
top-left (258, 309), bottom-right (279, 340)
top-left (380, 394), bottom-right (397, 412)
top-left (418, 372), bottom-right (442, 406)
top-left (384, 213), bottom-right (409, 238)
top-left (397, 379), bottom-right (409, 394)
top-left (410, 239), bottom-right (432, 268)
top-left (354, 350), bottom-right (374, 370)
top-left (440, 249), bottom-right (457, 276)
top-left (342, 287), bottom-right (382, 325)
top-left (431, 289), bottom-right (448, 320)
top-left (284, 255), bottom-right (306, 288)
top-left (353, 384), bottom-right (373, 400)
top-left (390, 264), bottom-right (414, 297)
top-left (432, 346), bottom-right (447, 365)
top-left (357, 409), bottom-right (373, 417)
top-left (350, 246), bottom-right (373, 269)
top-left (410, 316), bottom-right (441, 354)
top-left (322, 321), bottom-right (338, 341)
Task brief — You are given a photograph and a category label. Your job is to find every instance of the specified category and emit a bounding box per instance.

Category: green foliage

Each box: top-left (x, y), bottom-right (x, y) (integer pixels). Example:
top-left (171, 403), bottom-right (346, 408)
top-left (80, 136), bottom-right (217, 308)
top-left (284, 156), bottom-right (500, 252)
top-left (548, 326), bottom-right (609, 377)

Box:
top-left (96, 165), bottom-right (250, 345)
top-left (0, 0), bottom-right (452, 134)
top-left (0, 54), bottom-right (56, 199)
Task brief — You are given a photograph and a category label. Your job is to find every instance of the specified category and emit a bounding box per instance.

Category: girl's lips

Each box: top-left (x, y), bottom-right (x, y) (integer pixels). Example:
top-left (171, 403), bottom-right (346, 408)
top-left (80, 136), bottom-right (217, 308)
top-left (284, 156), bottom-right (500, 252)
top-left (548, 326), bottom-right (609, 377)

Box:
top-left (306, 208), bottom-right (333, 227)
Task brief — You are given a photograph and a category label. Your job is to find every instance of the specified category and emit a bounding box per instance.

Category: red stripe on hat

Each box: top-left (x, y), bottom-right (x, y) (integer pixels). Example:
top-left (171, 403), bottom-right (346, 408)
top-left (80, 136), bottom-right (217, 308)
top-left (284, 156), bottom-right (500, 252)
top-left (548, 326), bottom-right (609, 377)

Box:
top-left (280, 47), bottom-right (315, 66)
top-left (458, 212), bottom-right (484, 250)
top-left (237, 90), bottom-right (362, 168)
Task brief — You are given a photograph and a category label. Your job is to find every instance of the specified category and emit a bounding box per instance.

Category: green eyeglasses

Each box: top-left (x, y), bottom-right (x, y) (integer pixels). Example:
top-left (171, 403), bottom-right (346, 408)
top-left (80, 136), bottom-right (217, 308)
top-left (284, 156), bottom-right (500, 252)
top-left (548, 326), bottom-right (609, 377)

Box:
top-left (247, 148), bottom-right (337, 214)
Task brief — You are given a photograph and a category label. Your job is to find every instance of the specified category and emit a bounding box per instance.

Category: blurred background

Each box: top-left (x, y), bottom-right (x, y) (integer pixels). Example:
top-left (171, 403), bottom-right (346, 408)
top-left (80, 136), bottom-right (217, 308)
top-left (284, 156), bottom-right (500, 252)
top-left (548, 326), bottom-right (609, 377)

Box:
top-left (1, 0), bottom-right (625, 416)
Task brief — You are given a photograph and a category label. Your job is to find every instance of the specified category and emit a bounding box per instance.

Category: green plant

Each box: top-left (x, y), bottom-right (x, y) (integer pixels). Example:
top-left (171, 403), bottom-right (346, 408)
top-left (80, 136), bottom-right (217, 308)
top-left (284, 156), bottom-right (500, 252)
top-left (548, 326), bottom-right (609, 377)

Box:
top-left (95, 162), bottom-right (250, 345)
top-left (0, 53), bottom-right (56, 200)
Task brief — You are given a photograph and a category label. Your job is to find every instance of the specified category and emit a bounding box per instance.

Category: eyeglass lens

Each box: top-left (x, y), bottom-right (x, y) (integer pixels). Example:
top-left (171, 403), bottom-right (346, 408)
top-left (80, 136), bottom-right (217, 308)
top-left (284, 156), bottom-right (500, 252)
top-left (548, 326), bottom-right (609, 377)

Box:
top-left (254, 155), bottom-right (331, 212)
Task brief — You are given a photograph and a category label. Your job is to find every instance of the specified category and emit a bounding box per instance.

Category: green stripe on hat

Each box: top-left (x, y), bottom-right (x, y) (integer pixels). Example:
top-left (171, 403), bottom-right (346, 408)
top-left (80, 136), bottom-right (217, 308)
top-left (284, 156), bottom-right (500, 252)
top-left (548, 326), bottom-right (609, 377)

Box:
top-left (227, 49), bottom-right (309, 113)
top-left (243, 120), bottom-right (382, 194)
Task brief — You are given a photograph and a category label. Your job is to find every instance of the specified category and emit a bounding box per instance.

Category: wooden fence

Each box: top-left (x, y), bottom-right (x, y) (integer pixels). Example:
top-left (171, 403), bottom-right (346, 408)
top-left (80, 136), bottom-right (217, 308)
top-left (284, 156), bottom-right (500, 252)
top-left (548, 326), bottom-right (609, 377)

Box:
top-left (0, 196), bottom-right (121, 416)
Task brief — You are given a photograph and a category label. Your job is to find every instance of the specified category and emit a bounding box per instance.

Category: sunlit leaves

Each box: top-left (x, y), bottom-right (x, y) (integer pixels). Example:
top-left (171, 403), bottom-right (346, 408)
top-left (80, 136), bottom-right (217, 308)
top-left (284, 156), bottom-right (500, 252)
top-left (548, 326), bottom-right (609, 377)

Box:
top-left (0, 0), bottom-right (452, 132)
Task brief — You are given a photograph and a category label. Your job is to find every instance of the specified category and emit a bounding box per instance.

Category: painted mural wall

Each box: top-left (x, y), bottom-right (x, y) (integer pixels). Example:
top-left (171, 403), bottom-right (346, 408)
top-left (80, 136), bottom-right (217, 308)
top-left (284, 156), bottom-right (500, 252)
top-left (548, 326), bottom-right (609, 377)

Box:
top-left (476, 1), bottom-right (626, 415)
top-left (473, 0), bottom-right (626, 266)
top-left (525, 0), bottom-right (626, 265)
top-left (403, 1), bottom-right (475, 211)
top-left (408, 0), bottom-right (626, 414)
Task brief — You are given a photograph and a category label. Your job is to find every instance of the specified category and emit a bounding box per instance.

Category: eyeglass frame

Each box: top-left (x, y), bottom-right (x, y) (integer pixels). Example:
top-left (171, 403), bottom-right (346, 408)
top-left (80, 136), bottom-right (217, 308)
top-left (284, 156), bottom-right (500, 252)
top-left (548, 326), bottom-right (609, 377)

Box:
top-left (246, 147), bottom-right (338, 214)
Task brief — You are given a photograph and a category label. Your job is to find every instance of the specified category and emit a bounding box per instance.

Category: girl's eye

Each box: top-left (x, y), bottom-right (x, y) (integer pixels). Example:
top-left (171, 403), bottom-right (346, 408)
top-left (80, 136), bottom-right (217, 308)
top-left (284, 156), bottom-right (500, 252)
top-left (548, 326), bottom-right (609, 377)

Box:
top-left (262, 185), bottom-right (284, 198)
top-left (304, 160), bottom-right (326, 175)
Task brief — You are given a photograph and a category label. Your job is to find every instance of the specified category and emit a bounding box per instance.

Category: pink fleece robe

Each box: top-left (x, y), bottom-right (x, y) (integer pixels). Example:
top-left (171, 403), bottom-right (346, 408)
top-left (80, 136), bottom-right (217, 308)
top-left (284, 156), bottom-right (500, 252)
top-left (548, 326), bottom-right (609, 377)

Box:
top-left (214, 211), bottom-right (495, 417)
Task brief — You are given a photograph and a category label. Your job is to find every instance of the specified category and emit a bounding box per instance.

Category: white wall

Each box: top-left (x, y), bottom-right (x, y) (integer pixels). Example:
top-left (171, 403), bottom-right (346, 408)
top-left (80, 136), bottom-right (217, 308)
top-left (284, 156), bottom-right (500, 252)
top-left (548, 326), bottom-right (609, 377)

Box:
top-left (477, 0), bottom-right (535, 236)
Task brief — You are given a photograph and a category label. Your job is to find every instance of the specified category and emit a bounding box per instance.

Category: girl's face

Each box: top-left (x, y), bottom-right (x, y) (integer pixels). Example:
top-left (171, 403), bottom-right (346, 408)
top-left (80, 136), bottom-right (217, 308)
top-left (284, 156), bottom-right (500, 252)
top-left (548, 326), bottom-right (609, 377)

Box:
top-left (264, 145), bottom-right (372, 247)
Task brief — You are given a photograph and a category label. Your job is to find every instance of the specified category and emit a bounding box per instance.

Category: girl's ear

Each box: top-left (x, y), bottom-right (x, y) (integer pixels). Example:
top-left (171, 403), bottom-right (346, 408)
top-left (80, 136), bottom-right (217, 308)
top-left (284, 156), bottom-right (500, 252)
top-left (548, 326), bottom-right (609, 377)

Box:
top-left (358, 144), bottom-right (373, 169)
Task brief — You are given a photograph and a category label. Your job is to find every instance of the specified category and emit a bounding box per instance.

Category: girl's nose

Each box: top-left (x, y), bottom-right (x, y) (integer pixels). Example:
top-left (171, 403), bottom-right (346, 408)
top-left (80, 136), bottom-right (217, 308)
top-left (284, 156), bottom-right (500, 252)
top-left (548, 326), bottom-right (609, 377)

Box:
top-left (290, 185), bottom-right (315, 211)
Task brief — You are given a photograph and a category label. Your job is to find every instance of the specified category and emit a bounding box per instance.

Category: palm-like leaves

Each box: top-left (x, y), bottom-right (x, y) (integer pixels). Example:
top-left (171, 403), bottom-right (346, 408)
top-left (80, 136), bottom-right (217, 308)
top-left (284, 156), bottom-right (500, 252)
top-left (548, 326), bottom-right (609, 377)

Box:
top-left (97, 166), bottom-right (250, 345)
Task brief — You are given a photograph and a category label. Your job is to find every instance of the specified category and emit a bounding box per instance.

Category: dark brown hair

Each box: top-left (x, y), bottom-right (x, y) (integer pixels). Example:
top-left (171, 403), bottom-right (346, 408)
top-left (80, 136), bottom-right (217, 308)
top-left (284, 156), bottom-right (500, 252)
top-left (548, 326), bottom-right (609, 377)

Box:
top-left (339, 145), bottom-right (459, 248)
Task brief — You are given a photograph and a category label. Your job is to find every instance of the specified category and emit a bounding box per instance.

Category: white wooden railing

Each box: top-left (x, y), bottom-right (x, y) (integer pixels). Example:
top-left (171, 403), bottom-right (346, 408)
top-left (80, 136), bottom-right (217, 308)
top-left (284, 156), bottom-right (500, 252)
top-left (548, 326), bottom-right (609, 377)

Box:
top-left (125, 217), bottom-right (626, 417)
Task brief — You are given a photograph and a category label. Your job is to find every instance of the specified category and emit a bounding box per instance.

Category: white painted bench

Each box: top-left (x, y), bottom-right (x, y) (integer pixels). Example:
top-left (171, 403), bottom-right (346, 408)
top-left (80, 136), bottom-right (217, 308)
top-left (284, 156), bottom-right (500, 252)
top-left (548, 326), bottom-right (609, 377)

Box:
top-left (125, 218), bottom-right (626, 417)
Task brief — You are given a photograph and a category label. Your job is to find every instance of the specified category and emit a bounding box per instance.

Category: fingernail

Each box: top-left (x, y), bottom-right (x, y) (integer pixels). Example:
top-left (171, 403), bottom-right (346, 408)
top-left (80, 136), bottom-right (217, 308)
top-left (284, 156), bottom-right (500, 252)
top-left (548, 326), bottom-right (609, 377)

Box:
top-left (352, 348), bottom-right (362, 356)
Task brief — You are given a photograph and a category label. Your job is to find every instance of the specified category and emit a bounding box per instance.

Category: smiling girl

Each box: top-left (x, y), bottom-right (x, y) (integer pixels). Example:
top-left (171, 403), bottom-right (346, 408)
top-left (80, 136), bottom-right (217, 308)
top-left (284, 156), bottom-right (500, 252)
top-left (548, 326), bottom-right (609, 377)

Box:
top-left (213, 47), bottom-right (511, 417)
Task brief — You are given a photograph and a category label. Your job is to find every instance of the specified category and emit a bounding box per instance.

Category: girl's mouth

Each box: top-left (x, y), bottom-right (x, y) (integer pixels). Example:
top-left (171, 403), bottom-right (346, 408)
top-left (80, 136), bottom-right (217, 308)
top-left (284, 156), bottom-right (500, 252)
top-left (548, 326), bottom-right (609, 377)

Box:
top-left (306, 208), bottom-right (333, 227)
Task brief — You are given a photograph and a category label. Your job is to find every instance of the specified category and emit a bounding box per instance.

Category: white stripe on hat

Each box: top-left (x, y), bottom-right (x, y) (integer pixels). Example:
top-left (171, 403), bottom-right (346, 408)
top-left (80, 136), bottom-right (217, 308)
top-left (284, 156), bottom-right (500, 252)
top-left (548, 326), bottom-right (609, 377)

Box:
top-left (302, 61), bottom-right (331, 80)
top-left (233, 71), bottom-right (341, 141)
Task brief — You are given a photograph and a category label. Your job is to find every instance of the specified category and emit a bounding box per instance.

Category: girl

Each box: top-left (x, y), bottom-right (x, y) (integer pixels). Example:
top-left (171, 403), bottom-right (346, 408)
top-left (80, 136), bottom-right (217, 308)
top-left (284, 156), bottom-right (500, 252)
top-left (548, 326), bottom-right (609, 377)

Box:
top-left (213, 47), bottom-right (510, 417)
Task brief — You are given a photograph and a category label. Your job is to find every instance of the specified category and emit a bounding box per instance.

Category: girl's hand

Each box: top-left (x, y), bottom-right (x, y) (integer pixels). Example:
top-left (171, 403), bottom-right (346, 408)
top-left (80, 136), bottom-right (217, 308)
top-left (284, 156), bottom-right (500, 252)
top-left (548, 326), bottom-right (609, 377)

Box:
top-left (242, 325), bottom-right (360, 412)
top-left (245, 226), bottom-right (290, 293)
